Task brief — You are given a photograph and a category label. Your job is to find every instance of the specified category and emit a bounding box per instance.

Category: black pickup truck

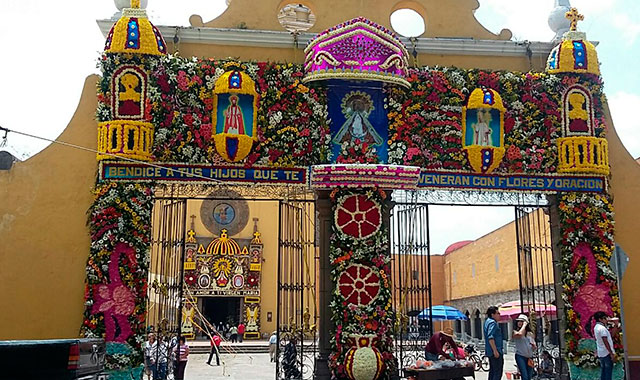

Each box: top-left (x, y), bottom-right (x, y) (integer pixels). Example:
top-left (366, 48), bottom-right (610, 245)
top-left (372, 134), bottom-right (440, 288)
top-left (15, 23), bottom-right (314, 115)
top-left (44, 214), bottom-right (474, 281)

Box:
top-left (0, 338), bottom-right (106, 380)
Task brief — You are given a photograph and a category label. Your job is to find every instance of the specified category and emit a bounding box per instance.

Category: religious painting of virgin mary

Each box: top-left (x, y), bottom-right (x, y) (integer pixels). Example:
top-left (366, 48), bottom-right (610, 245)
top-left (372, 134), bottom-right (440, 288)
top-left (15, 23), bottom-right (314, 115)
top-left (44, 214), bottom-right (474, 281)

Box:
top-left (328, 82), bottom-right (389, 163)
top-left (464, 108), bottom-right (501, 147)
top-left (333, 91), bottom-right (383, 146)
top-left (211, 67), bottom-right (259, 162)
top-left (215, 93), bottom-right (254, 138)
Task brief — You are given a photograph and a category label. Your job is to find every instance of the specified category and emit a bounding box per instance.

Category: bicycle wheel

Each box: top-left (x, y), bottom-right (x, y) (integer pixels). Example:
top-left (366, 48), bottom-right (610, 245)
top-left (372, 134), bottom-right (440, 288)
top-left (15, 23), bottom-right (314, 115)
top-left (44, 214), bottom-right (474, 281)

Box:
top-left (481, 355), bottom-right (490, 372)
top-left (471, 355), bottom-right (482, 371)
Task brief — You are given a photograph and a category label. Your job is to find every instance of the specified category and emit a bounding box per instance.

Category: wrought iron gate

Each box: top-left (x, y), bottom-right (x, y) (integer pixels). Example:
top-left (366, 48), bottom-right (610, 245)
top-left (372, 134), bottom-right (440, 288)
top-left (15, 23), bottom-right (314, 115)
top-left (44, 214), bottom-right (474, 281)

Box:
top-left (390, 201), bottom-right (433, 370)
top-left (148, 198), bottom-right (187, 375)
top-left (276, 200), bottom-right (318, 380)
top-left (515, 206), bottom-right (563, 370)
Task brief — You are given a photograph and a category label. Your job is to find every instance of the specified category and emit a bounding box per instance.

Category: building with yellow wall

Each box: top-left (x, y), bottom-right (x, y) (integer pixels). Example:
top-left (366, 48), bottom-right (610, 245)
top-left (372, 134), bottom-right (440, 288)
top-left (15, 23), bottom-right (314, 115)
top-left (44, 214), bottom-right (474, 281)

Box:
top-left (1, 0), bottom-right (639, 377)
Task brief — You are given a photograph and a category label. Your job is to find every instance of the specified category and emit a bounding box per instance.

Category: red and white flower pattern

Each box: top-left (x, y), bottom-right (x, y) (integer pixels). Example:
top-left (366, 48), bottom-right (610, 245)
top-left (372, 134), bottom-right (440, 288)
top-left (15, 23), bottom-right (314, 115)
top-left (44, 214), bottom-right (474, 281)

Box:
top-left (335, 194), bottom-right (382, 240)
top-left (338, 264), bottom-right (381, 307)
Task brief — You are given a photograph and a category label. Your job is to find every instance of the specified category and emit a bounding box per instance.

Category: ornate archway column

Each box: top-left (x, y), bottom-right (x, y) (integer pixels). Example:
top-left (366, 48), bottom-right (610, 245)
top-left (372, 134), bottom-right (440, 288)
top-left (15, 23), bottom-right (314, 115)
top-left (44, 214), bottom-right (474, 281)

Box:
top-left (311, 165), bottom-right (420, 380)
top-left (314, 190), bottom-right (334, 380)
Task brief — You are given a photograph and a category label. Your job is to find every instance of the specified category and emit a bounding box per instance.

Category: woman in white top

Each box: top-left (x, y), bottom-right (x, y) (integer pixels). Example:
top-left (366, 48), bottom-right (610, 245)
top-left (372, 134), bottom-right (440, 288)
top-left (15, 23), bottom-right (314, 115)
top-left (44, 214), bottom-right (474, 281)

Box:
top-left (512, 314), bottom-right (536, 380)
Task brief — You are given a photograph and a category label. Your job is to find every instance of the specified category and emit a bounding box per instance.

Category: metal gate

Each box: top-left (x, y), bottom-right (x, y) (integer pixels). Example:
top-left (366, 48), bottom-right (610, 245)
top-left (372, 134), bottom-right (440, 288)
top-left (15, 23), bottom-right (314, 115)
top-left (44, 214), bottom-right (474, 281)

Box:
top-left (390, 201), bottom-right (433, 370)
top-left (147, 198), bottom-right (187, 376)
top-left (514, 206), bottom-right (563, 371)
top-left (276, 200), bottom-right (318, 380)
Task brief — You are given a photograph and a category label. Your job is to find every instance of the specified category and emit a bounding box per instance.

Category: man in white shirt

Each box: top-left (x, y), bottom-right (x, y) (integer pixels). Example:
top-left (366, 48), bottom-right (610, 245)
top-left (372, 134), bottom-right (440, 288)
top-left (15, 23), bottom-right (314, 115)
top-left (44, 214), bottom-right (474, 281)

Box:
top-left (593, 311), bottom-right (616, 380)
top-left (269, 331), bottom-right (278, 362)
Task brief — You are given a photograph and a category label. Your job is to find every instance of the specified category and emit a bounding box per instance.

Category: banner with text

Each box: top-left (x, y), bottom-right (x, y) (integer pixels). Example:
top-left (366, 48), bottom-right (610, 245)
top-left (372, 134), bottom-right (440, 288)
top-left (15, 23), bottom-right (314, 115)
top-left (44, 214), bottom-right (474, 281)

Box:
top-left (418, 171), bottom-right (606, 193)
top-left (100, 162), bottom-right (308, 186)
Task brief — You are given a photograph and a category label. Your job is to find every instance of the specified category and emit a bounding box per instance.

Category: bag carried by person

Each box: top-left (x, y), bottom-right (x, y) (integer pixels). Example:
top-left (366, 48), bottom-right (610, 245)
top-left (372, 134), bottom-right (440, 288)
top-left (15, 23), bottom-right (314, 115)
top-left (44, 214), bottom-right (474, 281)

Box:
top-left (527, 358), bottom-right (535, 368)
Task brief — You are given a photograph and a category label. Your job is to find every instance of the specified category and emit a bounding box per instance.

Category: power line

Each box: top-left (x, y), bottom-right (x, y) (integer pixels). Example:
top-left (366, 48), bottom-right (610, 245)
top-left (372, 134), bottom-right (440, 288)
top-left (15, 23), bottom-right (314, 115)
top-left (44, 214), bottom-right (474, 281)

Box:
top-left (0, 125), bottom-right (226, 183)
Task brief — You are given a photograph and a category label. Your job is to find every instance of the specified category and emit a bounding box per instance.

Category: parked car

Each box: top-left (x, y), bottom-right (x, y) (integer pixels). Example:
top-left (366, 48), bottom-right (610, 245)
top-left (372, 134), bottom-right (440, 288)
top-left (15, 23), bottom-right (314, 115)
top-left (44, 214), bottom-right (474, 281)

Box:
top-left (0, 338), bottom-right (106, 379)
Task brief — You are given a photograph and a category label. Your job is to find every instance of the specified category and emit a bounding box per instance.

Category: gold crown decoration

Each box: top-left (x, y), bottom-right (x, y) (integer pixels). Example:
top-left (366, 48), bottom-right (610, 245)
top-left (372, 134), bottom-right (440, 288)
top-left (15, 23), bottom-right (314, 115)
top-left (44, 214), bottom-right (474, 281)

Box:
top-left (557, 136), bottom-right (609, 175)
top-left (104, 0), bottom-right (167, 56)
top-left (546, 8), bottom-right (600, 75)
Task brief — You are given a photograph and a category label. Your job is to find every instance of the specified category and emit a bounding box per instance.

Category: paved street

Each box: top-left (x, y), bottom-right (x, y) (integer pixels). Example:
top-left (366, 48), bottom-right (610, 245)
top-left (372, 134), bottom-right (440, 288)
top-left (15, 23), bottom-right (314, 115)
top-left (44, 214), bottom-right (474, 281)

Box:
top-left (181, 352), bottom-right (519, 380)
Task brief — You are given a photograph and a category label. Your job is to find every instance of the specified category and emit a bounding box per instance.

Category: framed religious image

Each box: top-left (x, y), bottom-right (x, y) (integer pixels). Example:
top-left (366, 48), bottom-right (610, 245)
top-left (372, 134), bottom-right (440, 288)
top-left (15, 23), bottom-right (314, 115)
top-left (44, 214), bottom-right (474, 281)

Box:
top-left (200, 191), bottom-right (249, 236)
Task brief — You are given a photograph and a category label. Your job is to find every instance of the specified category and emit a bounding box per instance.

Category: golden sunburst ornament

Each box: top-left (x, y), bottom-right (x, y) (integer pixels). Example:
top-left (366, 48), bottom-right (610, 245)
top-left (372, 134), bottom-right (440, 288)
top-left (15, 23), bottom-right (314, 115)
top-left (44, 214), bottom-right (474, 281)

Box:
top-left (212, 257), bottom-right (233, 278)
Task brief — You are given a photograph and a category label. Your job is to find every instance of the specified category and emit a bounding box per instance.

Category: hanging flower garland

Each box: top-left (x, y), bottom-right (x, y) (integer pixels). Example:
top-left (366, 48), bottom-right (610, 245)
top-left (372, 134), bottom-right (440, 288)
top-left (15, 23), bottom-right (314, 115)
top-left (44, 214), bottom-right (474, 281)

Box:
top-left (329, 188), bottom-right (395, 380)
top-left (557, 192), bottom-right (621, 367)
top-left (82, 182), bottom-right (153, 375)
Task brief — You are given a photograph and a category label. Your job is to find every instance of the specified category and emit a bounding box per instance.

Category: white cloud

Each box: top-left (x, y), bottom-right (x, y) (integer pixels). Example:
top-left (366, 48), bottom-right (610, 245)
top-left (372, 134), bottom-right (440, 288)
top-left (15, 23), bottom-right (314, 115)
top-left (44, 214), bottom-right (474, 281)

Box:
top-left (475, 0), bottom-right (554, 41)
top-left (611, 13), bottom-right (640, 45)
top-left (607, 91), bottom-right (640, 159)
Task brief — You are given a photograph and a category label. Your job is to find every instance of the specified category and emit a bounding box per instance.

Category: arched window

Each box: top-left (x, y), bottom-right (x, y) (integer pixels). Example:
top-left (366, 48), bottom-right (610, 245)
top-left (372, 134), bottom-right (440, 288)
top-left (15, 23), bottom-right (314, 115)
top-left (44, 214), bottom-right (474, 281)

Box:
top-left (473, 309), bottom-right (482, 339)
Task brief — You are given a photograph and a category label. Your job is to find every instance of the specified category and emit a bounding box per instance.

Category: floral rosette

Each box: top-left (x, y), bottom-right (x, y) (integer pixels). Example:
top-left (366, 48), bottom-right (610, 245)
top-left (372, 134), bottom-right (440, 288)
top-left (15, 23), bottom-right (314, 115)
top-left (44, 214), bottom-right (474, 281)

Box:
top-left (334, 193), bottom-right (382, 240)
top-left (329, 188), bottom-right (395, 380)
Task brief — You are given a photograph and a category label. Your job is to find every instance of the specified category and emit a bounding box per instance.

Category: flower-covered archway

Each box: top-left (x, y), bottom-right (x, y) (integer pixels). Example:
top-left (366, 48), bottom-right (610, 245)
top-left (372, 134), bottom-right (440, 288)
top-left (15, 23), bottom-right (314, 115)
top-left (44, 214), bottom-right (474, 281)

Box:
top-left (84, 5), bottom-right (622, 380)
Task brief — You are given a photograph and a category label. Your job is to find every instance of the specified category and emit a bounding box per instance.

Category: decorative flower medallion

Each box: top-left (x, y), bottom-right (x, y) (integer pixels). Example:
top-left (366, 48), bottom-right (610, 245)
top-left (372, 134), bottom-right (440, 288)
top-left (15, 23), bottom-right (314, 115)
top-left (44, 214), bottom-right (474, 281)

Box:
top-left (338, 264), bottom-right (381, 306)
top-left (335, 194), bottom-right (382, 239)
top-left (344, 335), bottom-right (384, 380)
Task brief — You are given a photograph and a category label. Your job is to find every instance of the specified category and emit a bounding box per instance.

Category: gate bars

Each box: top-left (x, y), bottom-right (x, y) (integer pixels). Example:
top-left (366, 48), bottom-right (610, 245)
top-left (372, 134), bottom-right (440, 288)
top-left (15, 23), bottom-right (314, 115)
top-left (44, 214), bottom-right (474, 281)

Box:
top-left (391, 200), bottom-right (433, 370)
top-left (148, 198), bottom-right (188, 372)
top-left (276, 200), bottom-right (318, 380)
top-left (515, 206), bottom-right (563, 368)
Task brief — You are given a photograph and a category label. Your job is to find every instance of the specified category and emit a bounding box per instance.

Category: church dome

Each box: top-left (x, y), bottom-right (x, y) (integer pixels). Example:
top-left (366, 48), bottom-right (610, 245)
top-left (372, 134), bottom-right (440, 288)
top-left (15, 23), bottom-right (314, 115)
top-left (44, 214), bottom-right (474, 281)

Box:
top-left (206, 229), bottom-right (241, 256)
top-left (546, 8), bottom-right (599, 75)
top-left (104, 0), bottom-right (167, 56)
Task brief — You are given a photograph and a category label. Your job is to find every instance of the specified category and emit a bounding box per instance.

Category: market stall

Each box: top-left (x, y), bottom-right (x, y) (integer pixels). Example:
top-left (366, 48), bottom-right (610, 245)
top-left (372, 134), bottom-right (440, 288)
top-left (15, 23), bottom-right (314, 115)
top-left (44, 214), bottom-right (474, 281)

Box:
top-left (405, 359), bottom-right (475, 380)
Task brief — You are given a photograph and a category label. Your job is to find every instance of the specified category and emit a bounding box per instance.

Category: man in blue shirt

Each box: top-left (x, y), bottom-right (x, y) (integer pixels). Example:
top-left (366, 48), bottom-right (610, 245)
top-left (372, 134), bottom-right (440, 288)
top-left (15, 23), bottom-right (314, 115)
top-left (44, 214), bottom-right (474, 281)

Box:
top-left (484, 306), bottom-right (503, 380)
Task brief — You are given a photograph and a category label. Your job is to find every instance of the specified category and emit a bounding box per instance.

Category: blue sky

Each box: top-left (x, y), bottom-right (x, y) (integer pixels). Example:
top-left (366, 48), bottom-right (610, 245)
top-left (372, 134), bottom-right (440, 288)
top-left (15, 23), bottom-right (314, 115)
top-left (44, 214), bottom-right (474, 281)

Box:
top-left (0, 1), bottom-right (636, 252)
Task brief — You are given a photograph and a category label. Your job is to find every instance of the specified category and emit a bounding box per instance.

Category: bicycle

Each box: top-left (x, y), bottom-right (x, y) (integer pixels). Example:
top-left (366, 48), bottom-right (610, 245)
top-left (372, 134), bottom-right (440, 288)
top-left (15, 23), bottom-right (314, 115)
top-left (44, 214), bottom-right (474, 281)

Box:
top-left (464, 344), bottom-right (490, 372)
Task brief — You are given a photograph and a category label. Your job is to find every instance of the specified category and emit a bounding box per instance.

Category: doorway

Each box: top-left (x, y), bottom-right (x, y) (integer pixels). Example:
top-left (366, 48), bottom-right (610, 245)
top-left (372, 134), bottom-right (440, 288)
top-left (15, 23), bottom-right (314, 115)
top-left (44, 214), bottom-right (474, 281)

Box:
top-left (203, 297), bottom-right (242, 330)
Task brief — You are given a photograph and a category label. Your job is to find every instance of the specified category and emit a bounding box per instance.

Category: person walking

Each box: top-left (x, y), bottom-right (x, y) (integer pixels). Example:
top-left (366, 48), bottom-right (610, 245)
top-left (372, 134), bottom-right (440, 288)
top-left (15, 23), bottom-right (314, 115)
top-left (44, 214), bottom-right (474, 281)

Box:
top-left (154, 337), bottom-right (169, 380)
top-left (224, 323), bottom-right (231, 340)
top-left (269, 331), bottom-right (278, 362)
top-left (512, 314), bottom-right (536, 380)
top-left (207, 333), bottom-right (222, 366)
top-left (144, 333), bottom-right (156, 380)
top-left (282, 336), bottom-right (301, 380)
top-left (237, 322), bottom-right (245, 343)
top-left (484, 306), bottom-right (504, 380)
top-left (173, 336), bottom-right (189, 380)
top-left (593, 311), bottom-right (617, 380)
top-left (229, 325), bottom-right (238, 343)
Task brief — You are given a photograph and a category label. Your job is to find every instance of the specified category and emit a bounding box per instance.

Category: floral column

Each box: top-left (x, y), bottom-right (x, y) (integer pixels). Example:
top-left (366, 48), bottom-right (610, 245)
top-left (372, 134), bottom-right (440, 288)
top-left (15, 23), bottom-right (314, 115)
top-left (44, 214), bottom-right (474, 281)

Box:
top-left (83, 1), bottom-right (167, 378)
top-left (312, 165), bottom-right (420, 380)
top-left (546, 8), bottom-right (624, 379)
